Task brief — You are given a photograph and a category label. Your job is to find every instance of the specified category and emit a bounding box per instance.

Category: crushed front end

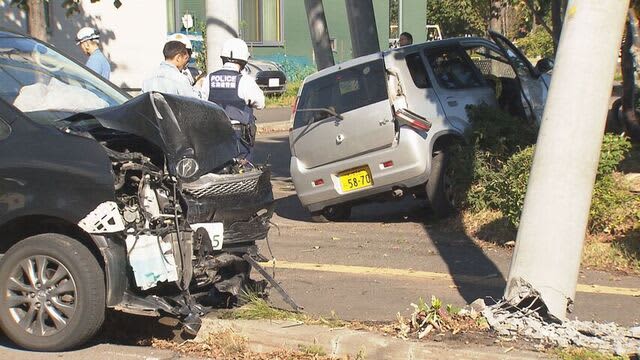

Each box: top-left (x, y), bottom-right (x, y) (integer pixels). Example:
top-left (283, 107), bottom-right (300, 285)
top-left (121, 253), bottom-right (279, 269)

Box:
top-left (71, 93), bottom-right (294, 335)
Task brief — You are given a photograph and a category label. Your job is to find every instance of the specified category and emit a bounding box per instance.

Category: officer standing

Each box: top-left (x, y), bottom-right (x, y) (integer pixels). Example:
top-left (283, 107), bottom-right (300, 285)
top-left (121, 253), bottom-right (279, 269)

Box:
top-left (201, 38), bottom-right (265, 160)
top-left (76, 27), bottom-right (111, 79)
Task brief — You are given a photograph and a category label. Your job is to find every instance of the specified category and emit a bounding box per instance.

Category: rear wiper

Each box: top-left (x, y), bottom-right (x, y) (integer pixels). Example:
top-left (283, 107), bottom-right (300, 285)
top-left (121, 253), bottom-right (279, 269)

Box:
top-left (290, 108), bottom-right (344, 148)
top-left (296, 108), bottom-right (344, 124)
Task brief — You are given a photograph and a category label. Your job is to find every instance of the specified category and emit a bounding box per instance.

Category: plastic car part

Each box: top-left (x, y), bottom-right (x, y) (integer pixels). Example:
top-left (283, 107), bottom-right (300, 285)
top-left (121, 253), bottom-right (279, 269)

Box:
top-left (77, 201), bottom-right (126, 234)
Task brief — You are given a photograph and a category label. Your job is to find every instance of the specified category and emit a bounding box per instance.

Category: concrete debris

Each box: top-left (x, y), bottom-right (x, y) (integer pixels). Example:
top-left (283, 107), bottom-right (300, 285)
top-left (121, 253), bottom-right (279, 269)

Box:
top-left (481, 300), bottom-right (640, 356)
top-left (470, 298), bottom-right (487, 313)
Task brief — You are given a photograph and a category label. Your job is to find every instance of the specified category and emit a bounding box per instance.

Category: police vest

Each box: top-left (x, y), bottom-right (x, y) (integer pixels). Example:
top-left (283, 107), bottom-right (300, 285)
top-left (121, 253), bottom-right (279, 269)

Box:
top-left (207, 69), bottom-right (254, 124)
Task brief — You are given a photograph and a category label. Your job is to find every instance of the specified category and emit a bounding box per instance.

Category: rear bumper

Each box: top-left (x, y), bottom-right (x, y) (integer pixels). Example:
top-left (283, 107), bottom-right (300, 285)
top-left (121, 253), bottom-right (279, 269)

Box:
top-left (291, 128), bottom-right (432, 212)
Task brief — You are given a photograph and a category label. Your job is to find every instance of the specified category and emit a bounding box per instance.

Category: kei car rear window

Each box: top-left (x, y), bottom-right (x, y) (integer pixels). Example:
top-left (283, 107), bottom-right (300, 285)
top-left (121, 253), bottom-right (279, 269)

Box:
top-left (405, 52), bottom-right (430, 89)
top-left (293, 59), bottom-right (388, 129)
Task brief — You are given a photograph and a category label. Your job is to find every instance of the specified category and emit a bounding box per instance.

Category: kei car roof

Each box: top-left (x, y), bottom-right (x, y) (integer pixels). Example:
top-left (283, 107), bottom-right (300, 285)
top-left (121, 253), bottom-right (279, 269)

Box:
top-left (303, 36), bottom-right (493, 84)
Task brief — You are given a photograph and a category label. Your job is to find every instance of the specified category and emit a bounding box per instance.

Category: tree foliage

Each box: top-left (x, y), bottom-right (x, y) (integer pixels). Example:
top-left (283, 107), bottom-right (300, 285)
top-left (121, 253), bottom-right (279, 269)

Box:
top-left (427, 0), bottom-right (489, 37)
top-left (10, 0), bottom-right (122, 17)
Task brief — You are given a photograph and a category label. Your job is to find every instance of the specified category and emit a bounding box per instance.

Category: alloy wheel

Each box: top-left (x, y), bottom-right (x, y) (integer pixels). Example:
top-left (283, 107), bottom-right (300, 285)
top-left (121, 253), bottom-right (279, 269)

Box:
top-left (4, 255), bottom-right (77, 336)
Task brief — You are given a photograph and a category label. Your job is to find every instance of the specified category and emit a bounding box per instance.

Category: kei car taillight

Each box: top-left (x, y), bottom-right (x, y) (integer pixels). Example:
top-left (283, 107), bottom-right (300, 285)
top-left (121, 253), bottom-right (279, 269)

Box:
top-left (395, 108), bottom-right (432, 132)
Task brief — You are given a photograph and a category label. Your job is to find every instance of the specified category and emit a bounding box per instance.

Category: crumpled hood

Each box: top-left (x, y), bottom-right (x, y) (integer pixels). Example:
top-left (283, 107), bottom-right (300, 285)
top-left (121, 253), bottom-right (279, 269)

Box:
top-left (68, 92), bottom-right (239, 179)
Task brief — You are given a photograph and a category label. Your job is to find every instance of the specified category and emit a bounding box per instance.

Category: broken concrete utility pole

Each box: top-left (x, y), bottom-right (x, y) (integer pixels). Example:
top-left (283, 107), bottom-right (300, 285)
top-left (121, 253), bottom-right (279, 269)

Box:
top-left (205, 0), bottom-right (239, 72)
top-left (504, 0), bottom-right (630, 320)
top-left (304, 0), bottom-right (335, 70)
top-left (345, 0), bottom-right (380, 58)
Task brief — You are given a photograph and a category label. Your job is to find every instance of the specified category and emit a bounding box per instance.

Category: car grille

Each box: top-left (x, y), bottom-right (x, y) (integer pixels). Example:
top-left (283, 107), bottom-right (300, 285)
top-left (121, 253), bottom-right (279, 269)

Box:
top-left (182, 171), bottom-right (262, 199)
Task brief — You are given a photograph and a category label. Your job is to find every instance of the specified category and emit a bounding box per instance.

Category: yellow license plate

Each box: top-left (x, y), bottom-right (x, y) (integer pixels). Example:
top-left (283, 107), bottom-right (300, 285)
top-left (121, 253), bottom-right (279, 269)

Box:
top-left (339, 167), bottom-right (373, 192)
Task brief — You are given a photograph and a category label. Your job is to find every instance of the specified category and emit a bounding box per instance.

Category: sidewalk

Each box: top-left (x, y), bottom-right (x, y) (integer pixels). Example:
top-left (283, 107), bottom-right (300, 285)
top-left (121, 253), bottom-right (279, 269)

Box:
top-left (255, 107), bottom-right (291, 134)
top-left (197, 317), bottom-right (548, 360)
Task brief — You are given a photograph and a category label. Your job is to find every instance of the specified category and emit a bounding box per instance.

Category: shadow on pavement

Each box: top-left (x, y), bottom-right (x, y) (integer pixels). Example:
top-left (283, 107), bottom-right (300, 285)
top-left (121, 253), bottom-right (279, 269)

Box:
top-left (0, 311), bottom-right (180, 351)
top-left (255, 132), bottom-right (507, 305)
top-left (253, 134), bottom-right (291, 182)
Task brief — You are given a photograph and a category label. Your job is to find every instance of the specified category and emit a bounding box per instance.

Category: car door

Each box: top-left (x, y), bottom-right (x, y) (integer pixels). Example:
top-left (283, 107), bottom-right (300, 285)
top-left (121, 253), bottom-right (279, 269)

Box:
top-left (290, 56), bottom-right (395, 169)
top-left (489, 31), bottom-right (548, 124)
top-left (422, 45), bottom-right (497, 132)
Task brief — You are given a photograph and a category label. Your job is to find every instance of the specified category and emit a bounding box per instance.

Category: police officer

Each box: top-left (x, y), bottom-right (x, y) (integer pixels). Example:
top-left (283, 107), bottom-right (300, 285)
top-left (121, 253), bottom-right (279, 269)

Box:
top-left (201, 38), bottom-right (265, 160)
top-left (76, 27), bottom-right (111, 79)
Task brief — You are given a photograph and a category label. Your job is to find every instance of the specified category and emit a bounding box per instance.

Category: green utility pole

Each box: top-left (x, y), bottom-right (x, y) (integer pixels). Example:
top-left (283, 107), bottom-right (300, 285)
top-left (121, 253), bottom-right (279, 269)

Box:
top-left (504, 0), bottom-right (630, 320)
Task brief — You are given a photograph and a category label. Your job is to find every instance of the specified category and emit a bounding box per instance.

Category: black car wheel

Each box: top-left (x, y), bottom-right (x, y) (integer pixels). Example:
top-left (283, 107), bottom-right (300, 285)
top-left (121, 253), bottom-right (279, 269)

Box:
top-left (310, 205), bottom-right (352, 223)
top-left (426, 151), bottom-right (457, 218)
top-left (0, 234), bottom-right (105, 351)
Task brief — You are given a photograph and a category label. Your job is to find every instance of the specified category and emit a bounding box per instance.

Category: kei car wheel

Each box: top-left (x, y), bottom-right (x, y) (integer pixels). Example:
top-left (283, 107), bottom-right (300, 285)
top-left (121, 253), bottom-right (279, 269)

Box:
top-left (310, 205), bottom-right (352, 223)
top-left (426, 151), bottom-right (456, 218)
top-left (0, 234), bottom-right (105, 351)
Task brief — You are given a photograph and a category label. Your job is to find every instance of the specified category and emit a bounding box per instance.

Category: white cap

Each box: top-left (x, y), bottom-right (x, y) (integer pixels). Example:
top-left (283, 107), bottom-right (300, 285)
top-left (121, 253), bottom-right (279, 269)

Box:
top-left (167, 33), bottom-right (192, 50)
top-left (221, 38), bottom-right (250, 63)
top-left (76, 27), bottom-right (99, 45)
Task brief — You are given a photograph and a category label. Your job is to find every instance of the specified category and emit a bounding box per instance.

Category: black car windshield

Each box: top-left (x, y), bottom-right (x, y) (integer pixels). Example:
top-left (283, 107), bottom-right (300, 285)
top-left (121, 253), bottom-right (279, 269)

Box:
top-left (0, 33), bottom-right (129, 125)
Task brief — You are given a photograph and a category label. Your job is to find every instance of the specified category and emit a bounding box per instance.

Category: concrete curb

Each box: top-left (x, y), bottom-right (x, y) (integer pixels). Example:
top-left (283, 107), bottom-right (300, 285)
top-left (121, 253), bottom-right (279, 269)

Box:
top-left (198, 318), bottom-right (546, 360)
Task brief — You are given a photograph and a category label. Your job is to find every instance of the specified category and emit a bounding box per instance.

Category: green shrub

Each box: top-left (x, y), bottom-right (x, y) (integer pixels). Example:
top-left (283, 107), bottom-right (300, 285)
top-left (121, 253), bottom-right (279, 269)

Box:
top-left (456, 103), bottom-right (637, 235)
top-left (515, 27), bottom-right (555, 59)
top-left (597, 133), bottom-right (632, 177)
top-left (451, 104), bottom-right (537, 211)
top-left (465, 104), bottom-right (537, 158)
top-left (590, 174), bottom-right (639, 234)
top-left (490, 146), bottom-right (535, 227)
top-left (491, 134), bottom-right (637, 232)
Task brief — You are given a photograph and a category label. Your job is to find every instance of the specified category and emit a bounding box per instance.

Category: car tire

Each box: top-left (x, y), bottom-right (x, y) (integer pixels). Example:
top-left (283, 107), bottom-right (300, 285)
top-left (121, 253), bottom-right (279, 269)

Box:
top-left (426, 151), bottom-right (456, 218)
top-left (0, 233), bottom-right (106, 351)
top-left (310, 205), bottom-right (352, 223)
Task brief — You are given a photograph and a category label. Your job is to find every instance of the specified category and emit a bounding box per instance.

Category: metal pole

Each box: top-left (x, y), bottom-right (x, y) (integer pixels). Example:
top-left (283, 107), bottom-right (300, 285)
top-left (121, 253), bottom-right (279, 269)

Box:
top-left (205, 0), bottom-right (239, 73)
top-left (345, 0), bottom-right (380, 57)
top-left (304, 0), bottom-right (335, 70)
top-left (504, 0), bottom-right (630, 320)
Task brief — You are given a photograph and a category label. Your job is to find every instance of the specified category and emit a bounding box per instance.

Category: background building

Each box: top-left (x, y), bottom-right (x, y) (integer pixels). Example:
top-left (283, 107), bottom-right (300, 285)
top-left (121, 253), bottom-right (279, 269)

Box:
top-left (0, 0), bottom-right (426, 89)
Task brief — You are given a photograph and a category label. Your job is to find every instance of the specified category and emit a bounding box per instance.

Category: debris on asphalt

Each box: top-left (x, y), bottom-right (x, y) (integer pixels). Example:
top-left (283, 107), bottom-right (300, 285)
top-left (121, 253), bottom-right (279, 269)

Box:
top-left (480, 298), bottom-right (640, 356)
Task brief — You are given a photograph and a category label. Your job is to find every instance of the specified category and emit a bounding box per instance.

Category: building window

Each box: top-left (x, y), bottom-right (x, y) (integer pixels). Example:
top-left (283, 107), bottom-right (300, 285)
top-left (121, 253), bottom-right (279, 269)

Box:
top-left (167, 0), bottom-right (205, 33)
top-left (240, 0), bottom-right (283, 45)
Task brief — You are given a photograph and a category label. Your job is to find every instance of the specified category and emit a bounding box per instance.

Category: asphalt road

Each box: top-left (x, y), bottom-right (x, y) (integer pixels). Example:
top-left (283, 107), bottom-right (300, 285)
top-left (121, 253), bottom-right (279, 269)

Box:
top-left (1, 130), bottom-right (638, 359)
top-left (251, 132), bottom-right (640, 326)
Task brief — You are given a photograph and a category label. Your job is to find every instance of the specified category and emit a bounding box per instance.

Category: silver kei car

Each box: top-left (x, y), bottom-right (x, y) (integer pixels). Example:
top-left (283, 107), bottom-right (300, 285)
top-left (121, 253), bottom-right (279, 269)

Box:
top-left (289, 32), bottom-right (551, 222)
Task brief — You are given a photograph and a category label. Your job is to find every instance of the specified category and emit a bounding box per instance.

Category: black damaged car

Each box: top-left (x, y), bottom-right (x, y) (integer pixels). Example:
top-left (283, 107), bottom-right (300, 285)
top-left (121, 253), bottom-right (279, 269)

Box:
top-left (0, 29), bottom-right (292, 351)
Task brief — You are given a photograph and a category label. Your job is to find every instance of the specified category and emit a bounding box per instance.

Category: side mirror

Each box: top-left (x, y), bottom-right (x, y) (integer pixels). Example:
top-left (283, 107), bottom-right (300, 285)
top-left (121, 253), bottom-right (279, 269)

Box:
top-left (535, 58), bottom-right (554, 74)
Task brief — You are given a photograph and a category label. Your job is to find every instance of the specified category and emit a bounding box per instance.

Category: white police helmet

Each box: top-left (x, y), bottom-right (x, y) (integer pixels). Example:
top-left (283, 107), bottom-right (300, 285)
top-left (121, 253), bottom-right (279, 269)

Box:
top-left (220, 38), bottom-right (250, 64)
top-left (76, 27), bottom-right (100, 45)
top-left (166, 33), bottom-right (193, 50)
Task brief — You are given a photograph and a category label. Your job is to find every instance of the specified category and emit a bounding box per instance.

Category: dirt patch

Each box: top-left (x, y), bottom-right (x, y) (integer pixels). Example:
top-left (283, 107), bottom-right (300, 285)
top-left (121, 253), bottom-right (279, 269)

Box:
top-left (152, 329), bottom-right (345, 360)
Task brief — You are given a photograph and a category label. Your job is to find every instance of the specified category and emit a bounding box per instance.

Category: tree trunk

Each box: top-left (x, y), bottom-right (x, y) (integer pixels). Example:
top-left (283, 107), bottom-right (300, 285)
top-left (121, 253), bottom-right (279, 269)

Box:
top-left (621, 9), bottom-right (640, 142)
top-left (27, 0), bottom-right (47, 41)
top-left (490, 0), bottom-right (502, 33)
top-left (551, 0), bottom-right (563, 52)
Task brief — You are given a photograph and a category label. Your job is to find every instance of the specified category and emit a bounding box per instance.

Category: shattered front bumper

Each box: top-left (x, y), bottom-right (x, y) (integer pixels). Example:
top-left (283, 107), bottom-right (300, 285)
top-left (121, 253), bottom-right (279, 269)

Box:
top-left (181, 168), bottom-right (275, 248)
